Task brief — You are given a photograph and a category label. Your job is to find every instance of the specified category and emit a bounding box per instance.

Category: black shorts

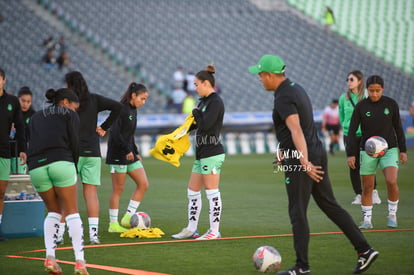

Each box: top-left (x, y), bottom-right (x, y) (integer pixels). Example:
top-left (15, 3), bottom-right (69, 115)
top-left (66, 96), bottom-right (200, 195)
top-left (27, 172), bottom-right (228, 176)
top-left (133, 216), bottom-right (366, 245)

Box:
top-left (326, 124), bottom-right (340, 135)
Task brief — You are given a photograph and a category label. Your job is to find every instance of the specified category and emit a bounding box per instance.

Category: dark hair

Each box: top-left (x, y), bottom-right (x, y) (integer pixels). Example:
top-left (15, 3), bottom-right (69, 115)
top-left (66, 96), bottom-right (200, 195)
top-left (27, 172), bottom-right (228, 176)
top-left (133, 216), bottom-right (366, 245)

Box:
top-left (65, 71), bottom-right (90, 111)
top-left (45, 88), bottom-right (79, 105)
top-left (0, 68), bottom-right (5, 79)
top-left (120, 82), bottom-right (148, 104)
top-left (346, 70), bottom-right (364, 102)
top-left (366, 75), bottom-right (384, 88)
top-left (332, 99), bottom-right (339, 104)
top-left (195, 64), bottom-right (215, 87)
top-left (18, 86), bottom-right (32, 97)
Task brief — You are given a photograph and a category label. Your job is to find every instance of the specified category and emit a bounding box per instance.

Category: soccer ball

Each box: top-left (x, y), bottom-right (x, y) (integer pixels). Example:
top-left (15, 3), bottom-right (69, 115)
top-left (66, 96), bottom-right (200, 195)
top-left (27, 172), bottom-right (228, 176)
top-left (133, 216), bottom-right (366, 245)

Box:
top-left (365, 136), bottom-right (388, 158)
top-left (130, 212), bottom-right (151, 229)
top-left (253, 245), bottom-right (282, 273)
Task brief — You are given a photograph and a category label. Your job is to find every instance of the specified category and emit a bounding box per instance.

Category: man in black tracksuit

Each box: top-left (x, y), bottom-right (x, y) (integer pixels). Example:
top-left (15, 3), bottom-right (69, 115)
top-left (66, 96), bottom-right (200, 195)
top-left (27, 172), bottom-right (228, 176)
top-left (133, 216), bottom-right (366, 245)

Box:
top-left (249, 55), bottom-right (378, 274)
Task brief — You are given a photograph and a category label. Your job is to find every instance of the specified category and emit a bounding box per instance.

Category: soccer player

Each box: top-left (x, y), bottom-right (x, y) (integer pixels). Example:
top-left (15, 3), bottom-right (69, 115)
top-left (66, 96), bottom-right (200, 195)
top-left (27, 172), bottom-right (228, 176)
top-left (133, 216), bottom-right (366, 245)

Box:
top-left (27, 88), bottom-right (88, 275)
top-left (347, 75), bottom-right (407, 229)
top-left (248, 54), bottom-right (378, 274)
top-left (171, 64), bottom-right (225, 240)
top-left (339, 71), bottom-right (381, 205)
top-left (0, 68), bottom-right (26, 242)
top-left (106, 82), bottom-right (149, 233)
top-left (10, 86), bottom-right (36, 174)
top-left (64, 71), bottom-right (122, 244)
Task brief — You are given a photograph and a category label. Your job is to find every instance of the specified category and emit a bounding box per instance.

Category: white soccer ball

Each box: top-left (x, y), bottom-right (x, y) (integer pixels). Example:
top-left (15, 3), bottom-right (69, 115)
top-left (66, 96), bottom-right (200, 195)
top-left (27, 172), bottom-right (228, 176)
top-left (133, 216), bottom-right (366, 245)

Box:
top-left (130, 212), bottom-right (151, 229)
top-left (365, 136), bottom-right (388, 158)
top-left (253, 245), bottom-right (282, 273)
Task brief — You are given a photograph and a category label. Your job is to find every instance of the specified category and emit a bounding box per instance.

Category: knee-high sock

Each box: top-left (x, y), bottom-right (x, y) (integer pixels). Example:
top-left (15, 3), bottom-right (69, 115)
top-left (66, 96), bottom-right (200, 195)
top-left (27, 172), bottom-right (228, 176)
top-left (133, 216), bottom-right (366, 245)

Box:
top-left (66, 213), bottom-right (85, 262)
top-left (187, 189), bottom-right (201, 232)
top-left (109, 209), bottom-right (119, 223)
top-left (44, 212), bottom-right (62, 258)
top-left (88, 217), bottom-right (99, 240)
top-left (57, 222), bottom-right (66, 239)
top-left (126, 200), bottom-right (140, 216)
top-left (361, 205), bottom-right (373, 223)
top-left (206, 189), bottom-right (222, 233)
top-left (388, 200), bottom-right (399, 216)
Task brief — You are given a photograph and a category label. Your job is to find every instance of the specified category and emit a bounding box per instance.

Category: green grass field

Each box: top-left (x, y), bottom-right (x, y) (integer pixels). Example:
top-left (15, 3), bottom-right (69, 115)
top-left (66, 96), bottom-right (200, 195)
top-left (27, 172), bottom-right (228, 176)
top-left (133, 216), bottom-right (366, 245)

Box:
top-left (1, 149), bottom-right (414, 275)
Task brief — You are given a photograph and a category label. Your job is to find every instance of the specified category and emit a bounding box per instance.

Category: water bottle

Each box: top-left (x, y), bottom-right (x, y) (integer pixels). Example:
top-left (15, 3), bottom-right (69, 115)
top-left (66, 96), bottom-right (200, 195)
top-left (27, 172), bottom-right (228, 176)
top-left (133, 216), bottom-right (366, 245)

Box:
top-left (9, 129), bottom-right (16, 139)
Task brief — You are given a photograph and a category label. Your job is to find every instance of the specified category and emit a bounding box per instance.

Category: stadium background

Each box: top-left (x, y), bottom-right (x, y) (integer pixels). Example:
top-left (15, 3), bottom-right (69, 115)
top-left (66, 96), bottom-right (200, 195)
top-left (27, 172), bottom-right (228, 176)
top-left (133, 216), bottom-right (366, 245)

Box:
top-left (0, 0), bottom-right (413, 153)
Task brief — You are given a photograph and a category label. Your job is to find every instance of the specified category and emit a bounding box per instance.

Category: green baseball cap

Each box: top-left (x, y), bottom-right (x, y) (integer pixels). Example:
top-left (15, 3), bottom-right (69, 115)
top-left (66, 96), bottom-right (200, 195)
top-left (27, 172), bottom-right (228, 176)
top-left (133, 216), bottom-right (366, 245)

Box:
top-left (248, 54), bottom-right (286, 74)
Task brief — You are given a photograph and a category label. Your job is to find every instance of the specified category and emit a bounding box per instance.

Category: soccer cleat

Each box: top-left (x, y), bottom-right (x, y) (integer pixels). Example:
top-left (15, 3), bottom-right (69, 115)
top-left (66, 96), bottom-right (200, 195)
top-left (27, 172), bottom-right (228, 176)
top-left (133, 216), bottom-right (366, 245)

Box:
top-left (359, 222), bottom-right (373, 229)
top-left (108, 222), bottom-right (128, 233)
top-left (351, 194), bottom-right (361, 205)
top-left (353, 248), bottom-right (379, 274)
top-left (89, 236), bottom-right (101, 245)
top-left (44, 256), bottom-right (62, 274)
top-left (277, 266), bottom-right (311, 275)
top-left (171, 228), bottom-right (199, 239)
top-left (120, 214), bottom-right (131, 228)
top-left (74, 260), bottom-right (89, 275)
top-left (196, 229), bottom-right (221, 240)
top-left (387, 215), bottom-right (397, 228)
top-left (372, 189), bottom-right (381, 204)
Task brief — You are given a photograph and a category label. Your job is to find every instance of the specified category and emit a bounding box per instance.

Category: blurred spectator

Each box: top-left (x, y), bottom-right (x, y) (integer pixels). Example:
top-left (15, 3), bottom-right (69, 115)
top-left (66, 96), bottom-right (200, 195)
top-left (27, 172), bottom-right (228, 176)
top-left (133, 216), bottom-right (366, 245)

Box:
top-left (57, 52), bottom-right (71, 71)
top-left (173, 66), bottom-right (185, 88)
top-left (0, 13), bottom-right (4, 23)
top-left (42, 36), bottom-right (55, 51)
top-left (185, 71), bottom-right (196, 96)
top-left (324, 6), bottom-right (335, 31)
top-left (408, 101), bottom-right (414, 133)
top-left (182, 91), bottom-right (196, 115)
top-left (55, 36), bottom-right (66, 55)
top-left (171, 84), bottom-right (187, 113)
top-left (42, 49), bottom-right (57, 70)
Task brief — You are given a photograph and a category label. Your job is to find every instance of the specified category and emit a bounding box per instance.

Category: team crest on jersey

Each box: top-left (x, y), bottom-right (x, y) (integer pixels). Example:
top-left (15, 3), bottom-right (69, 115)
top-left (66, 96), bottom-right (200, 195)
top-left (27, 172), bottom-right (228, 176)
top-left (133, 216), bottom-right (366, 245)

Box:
top-left (7, 104), bottom-right (12, 111)
top-left (202, 106), bottom-right (207, 112)
top-left (384, 108), bottom-right (390, 115)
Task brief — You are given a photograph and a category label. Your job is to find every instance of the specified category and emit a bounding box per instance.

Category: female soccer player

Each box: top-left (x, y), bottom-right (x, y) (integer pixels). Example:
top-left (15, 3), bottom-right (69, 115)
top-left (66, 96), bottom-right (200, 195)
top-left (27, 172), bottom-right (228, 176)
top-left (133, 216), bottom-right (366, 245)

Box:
top-left (64, 71), bottom-right (122, 244)
top-left (171, 64), bottom-right (225, 240)
top-left (106, 82), bottom-right (149, 233)
top-left (0, 68), bottom-right (26, 242)
top-left (339, 71), bottom-right (381, 205)
top-left (347, 75), bottom-right (407, 229)
top-left (27, 88), bottom-right (88, 275)
top-left (10, 86), bottom-right (35, 174)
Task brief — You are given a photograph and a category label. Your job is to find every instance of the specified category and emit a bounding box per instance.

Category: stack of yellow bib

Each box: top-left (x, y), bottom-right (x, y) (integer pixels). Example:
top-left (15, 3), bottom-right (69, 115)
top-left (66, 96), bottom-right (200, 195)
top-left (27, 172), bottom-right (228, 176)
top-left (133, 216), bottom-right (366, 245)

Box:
top-left (120, 228), bottom-right (165, 239)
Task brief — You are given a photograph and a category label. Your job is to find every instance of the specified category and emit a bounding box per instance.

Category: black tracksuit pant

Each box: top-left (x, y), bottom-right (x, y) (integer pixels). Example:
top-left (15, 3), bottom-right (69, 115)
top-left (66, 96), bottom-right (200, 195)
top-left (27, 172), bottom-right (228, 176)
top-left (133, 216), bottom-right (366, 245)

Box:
top-left (283, 149), bottom-right (371, 269)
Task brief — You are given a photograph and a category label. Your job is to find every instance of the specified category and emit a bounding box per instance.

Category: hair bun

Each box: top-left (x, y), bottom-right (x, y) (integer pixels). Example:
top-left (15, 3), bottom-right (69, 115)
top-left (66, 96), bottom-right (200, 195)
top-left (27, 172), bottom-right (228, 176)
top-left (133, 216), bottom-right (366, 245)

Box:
top-left (205, 64), bottom-right (215, 74)
top-left (45, 88), bottom-right (56, 101)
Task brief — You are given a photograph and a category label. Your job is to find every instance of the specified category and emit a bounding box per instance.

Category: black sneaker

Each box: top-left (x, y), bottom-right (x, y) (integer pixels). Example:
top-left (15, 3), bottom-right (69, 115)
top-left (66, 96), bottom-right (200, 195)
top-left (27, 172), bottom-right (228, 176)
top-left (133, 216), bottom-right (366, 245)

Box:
top-left (353, 248), bottom-right (379, 274)
top-left (277, 267), bottom-right (310, 275)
